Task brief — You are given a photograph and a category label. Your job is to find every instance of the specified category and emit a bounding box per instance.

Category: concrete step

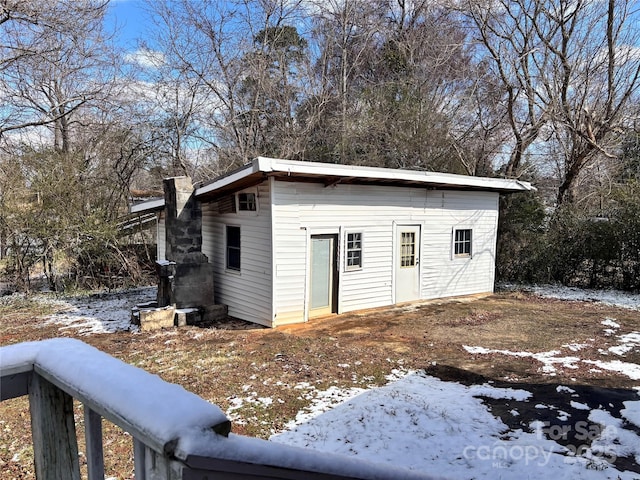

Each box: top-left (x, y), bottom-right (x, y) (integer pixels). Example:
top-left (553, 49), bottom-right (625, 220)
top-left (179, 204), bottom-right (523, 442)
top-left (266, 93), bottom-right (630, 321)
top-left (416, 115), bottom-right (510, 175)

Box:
top-left (131, 304), bottom-right (228, 331)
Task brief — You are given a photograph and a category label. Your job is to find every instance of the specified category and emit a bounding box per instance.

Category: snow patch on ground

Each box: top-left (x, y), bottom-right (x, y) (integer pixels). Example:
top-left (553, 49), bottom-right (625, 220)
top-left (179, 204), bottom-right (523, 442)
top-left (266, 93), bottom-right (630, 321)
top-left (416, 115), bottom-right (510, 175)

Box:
top-left (557, 385), bottom-right (576, 394)
top-left (468, 384), bottom-right (532, 401)
top-left (465, 310), bottom-right (640, 381)
top-left (582, 360), bottom-right (640, 381)
top-left (621, 402), bottom-right (640, 428)
top-left (589, 409), bottom-right (640, 465)
top-left (563, 343), bottom-right (590, 352)
top-left (507, 284), bottom-right (640, 311)
top-left (9, 283), bottom-right (640, 478)
top-left (602, 318), bottom-right (621, 329)
top-left (283, 384), bottom-right (368, 430)
top-left (570, 401), bottom-right (590, 410)
top-left (463, 346), bottom-right (581, 375)
top-left (272, 372), bottom-right (640, 479)
top-left (608, 332), bottom-right (640, 356)
top-left (41, 287), bottom-right (156, 335)
top-left (465, 345), bottom-right (640, 381)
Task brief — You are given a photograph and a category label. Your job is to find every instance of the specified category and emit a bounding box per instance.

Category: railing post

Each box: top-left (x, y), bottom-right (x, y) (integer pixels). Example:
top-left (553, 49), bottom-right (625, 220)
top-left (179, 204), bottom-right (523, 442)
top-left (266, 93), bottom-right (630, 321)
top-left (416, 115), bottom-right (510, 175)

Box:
top-left (135, 440), bottom-right (184, 480)
top-left (84, 406), bottom-right (105, 480)
top-left (134, 438), bottom-right (147, 480)
top-left (28, 372), bottom-right (81, 480)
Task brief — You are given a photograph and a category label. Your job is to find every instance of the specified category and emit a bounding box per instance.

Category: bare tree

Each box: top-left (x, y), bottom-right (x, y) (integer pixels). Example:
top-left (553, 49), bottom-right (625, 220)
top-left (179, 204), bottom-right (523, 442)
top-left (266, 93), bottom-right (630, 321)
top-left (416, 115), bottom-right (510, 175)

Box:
top-left (381, 0), bottom-right (504, 174)
top-left (0, 0), bottom-right (117, 147)
top-left (144, 0), bottom-right (311, 171)
top-left (465, 0), bottom-right (551, 178)
top-left (304, 0), bottom-right (384, 163)
top-left (0, 0), bottom-right (152, 290)
top-left (540, 0), bottom-right (640, 205)
top-left (465, 0), bottom-right (640, 204)
top-left (305, 0), bottom-right (496, 172)
top-left (448, 72), bottom-right (510, 176)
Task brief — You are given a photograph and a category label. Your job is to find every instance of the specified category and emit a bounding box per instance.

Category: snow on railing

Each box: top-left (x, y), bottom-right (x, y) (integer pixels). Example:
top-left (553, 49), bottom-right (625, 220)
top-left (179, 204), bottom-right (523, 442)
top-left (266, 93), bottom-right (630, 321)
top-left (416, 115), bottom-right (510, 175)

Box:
top-left (0, 339), bottom-right (439, 480)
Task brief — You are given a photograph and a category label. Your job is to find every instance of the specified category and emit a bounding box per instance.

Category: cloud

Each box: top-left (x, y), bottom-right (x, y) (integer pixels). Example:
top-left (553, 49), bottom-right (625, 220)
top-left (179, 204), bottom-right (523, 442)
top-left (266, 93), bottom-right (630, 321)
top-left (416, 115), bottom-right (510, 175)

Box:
top-left (124, 48), bottom-right (165, 69)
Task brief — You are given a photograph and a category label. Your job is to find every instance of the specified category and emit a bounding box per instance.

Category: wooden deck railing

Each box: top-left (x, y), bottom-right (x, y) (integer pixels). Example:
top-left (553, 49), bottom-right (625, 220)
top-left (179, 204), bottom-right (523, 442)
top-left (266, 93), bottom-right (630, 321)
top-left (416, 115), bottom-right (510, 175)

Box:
top-left (0, 339), bottom-right (439, 480)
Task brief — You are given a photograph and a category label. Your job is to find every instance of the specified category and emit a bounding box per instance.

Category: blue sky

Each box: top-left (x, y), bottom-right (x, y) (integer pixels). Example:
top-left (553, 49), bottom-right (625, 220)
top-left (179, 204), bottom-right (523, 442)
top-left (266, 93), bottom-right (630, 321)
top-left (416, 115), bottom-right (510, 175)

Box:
top-left (106, 0), bottom-right (149, 51)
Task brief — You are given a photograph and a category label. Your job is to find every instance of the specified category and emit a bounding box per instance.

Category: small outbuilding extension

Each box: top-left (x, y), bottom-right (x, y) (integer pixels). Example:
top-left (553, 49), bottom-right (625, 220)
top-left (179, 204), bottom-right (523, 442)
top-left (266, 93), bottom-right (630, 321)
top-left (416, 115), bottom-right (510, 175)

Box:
top-left (131, 157), bottom-right (535, 327)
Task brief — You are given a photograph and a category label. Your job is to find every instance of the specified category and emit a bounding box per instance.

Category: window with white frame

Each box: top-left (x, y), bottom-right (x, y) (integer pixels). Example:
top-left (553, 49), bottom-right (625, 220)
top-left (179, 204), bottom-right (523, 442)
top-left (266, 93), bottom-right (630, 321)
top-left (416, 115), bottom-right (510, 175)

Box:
top-left (454, 229), bottom-right (472, 257)
top-left (346, 232), bottom-right (363, 270)
top-left (226, 225), bottom-right (241, 271)
top-left (237, 192), bottom-right (257, 212)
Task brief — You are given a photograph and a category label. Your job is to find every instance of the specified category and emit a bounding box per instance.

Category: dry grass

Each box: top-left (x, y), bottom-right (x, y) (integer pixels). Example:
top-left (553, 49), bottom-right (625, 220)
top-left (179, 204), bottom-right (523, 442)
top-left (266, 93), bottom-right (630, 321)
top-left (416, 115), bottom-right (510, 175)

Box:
top-left (1, 291), bottom-right (638, 479)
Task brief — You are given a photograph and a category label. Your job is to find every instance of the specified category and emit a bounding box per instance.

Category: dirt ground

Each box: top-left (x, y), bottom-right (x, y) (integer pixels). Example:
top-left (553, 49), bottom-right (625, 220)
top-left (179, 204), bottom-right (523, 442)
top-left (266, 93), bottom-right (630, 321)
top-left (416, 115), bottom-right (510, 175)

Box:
top-left (1, 291), bottom-right (639, 479)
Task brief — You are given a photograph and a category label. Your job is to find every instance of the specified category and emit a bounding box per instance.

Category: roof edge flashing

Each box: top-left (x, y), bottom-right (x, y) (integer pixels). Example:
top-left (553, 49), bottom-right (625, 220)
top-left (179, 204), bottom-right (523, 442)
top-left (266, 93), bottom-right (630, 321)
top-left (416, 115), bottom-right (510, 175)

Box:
top-left (194, 162), bottom-right (258, 198)
top-left (195, 157), bottom-right (535, 199)
top-left (130, 198), bottom-right (165, 214)
top-left (254, 158), bottom-right (535, 192)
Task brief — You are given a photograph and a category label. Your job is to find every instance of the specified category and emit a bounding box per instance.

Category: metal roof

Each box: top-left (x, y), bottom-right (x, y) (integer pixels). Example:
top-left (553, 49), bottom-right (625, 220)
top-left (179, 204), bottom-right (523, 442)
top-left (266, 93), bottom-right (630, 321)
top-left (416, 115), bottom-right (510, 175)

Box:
top-left (130, 197), bottom-right (164, 214)
top-left (194, 157), bottom-right (535, 201)
top-left (131, 158), bottom-right (535, 213)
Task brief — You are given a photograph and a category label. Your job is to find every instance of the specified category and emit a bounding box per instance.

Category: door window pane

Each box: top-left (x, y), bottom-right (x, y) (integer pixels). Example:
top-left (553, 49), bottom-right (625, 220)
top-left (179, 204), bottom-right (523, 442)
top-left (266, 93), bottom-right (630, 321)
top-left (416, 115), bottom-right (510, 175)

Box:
top-left (400, 232), bottom-right (415, 267)
top-left (311, 238), bottom-right (331, 309)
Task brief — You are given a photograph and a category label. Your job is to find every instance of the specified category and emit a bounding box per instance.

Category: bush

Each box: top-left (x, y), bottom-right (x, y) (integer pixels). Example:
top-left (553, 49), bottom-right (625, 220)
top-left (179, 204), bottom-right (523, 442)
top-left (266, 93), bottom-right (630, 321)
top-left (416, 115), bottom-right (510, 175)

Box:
top-left (496, 192), bottom-right (547, 284)
top-left (64, 241), bottom-right (156, 292)
top-left (497, 182), bottom-right (640, 292)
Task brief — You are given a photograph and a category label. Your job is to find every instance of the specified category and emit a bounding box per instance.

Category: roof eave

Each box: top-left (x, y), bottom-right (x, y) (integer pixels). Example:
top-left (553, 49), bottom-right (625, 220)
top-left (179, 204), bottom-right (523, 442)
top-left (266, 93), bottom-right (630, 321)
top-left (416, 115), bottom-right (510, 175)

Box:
top-left (129, 198), bottom-right (165, 214)
top-left (194, 162), bottom-right (259, 198)
top-left (194, 157), bottom-right (536, 200)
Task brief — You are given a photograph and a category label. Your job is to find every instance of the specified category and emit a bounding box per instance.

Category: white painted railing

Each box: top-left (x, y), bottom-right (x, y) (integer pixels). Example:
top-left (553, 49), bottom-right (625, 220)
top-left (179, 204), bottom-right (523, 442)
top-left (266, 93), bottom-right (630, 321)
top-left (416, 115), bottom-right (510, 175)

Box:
top-left (0, 339), bottom-right (440, 480)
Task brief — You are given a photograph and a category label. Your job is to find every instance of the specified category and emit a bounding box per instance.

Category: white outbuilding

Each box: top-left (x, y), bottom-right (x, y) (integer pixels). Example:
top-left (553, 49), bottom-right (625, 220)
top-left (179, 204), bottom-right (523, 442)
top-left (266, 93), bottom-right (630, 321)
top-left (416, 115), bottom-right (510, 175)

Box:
top-left (132, 157), bottom-right (535, 327)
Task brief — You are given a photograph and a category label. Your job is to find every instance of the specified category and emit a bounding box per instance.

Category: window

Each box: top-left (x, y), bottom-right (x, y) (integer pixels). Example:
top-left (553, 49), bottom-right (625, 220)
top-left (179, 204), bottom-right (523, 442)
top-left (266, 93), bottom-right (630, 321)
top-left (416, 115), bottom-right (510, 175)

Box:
top-left (454, 229), bottom-right (472, 257)
top-left (400, 231), bottom-right (416, 267)
top-left (226, 226), bottom-right (241, 271)
top-left (346, 232), bottom-right (363, 270)
top-left (237, 192), bottom-right (257, 211)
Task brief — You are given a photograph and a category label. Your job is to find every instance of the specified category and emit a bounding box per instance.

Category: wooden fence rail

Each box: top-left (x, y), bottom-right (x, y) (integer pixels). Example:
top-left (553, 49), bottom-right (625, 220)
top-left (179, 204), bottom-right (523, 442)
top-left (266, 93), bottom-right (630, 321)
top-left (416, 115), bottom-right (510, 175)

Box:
top-left (0, 339), bottom-right (440, 480)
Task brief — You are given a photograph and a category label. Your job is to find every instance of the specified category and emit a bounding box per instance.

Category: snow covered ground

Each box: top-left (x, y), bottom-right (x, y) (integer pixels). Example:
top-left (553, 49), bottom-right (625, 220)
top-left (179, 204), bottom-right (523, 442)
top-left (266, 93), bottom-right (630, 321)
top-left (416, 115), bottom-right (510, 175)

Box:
top-left (40, 286), bottom-right (156, 335)
top-left (35, 284), bottom-right (640, 478)
top-left (269, 286), bottom-right (640, 479)
top-left (271, 370), bottom-right (640, 479)
top-left (501, 283), bottom-right (640, 311)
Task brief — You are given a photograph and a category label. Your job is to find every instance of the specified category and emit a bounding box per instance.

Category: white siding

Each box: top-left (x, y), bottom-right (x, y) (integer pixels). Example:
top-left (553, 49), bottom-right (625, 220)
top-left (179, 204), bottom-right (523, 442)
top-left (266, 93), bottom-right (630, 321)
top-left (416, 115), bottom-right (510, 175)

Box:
top-left (157, 212), bottom-right (166, 261)
top-left (201, 184), bottom-right (273, 326)
top-left (271, 182), bottom-right (307, 325)
top-left (272, 181), bottom-right (500, 324)
top-left (420, 191), bottom-right (499, 300)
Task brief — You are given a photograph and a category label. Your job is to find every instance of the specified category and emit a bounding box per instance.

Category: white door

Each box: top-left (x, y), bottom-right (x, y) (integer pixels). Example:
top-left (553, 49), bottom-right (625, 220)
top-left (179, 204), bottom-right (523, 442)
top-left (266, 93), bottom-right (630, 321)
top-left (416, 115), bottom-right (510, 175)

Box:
top-left (395, 225), bottom-right (421, 303)
top-left (309, 235), bottom-right (337, 317)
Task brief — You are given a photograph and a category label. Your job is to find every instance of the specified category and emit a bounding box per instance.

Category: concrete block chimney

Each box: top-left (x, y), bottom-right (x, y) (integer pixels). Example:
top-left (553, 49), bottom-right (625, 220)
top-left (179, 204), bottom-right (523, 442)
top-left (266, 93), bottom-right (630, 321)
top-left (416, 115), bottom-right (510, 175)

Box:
top-left (154, 177), bottom-right (226, 325)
